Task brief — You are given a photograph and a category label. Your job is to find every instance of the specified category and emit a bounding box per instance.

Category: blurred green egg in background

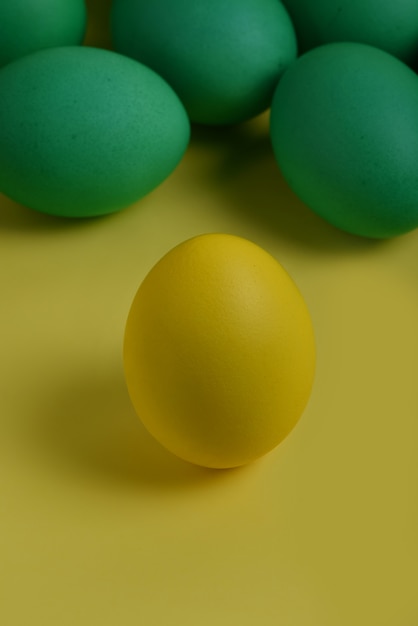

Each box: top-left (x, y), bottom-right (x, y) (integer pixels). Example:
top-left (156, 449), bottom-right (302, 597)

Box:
top-left (270, 42), bottom-right (418, 238)
top-left (111, 0), bottom-right (297, 125)
top-left (0, 46), bottom-right (190, 218)
top-left (281, 0), bottom-right (418, 65)
top-left (0, 0), bottom-right (87, 67)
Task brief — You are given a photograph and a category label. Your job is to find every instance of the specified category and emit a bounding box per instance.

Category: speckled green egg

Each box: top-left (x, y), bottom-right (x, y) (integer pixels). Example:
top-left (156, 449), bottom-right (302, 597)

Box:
top-left (281, 0), bottom-right (418, 64)
top-left (110, 0), bottom-right (297, 125)
top-left (270, 43), bottom-right (418, 239)
top-left (0, 0), bottom-right (87, 67)
top-left (0, 46), bottom-right (190, 218)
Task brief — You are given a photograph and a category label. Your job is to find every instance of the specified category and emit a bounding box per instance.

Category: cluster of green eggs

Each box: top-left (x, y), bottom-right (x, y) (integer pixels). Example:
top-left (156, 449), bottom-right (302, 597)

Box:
top-left (1, 0), bottom-right (418, 238)
top-left (3, 1), bottom-right (418, 468)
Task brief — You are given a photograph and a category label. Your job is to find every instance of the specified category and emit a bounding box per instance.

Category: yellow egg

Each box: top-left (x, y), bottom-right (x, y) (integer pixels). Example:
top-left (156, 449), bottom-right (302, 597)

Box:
top-left (123, 234), bottom-right (315, 469)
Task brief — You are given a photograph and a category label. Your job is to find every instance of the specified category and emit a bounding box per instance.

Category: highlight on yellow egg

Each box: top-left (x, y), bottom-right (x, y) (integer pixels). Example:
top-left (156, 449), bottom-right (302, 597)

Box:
top-left (123, 234), bottom-right (316, 469)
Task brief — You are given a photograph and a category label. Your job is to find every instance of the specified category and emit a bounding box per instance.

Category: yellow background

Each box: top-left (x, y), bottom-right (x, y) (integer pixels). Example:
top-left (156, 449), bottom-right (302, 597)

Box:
top-left (1, 2), bottom-right (417, 624)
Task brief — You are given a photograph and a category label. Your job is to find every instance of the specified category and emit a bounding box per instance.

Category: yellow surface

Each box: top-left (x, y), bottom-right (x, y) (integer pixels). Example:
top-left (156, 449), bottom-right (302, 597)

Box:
top-left (1, 4), bottom-right (418, 625)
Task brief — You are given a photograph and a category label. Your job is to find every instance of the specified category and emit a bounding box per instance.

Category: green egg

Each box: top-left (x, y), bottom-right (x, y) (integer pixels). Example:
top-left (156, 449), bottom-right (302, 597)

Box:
top-left (281, 0), bottom-right (418, 64)
top-left (111, 0), bottom-right (297, 125)
top-left (0, 0), bottom-right (87, 67)
top-left (0, 46), bottom-right (190, 218)
top-left (270, 43), bottom-right (418, 239)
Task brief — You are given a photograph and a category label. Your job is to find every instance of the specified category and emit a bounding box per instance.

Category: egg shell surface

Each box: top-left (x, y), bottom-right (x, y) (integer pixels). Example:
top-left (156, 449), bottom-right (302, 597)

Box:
top-left (270, 42), bottom-right (418, 239)
top-left (281, 0), bottom-right (418, 64)
top-left (0, 46), bottom-right (190, 218)
top-left (111, 0), bottom-right (297, 125)
top-left (0, 0), bottom-right (87, 67)
top-left (123, 234), bottom-right (316, 469)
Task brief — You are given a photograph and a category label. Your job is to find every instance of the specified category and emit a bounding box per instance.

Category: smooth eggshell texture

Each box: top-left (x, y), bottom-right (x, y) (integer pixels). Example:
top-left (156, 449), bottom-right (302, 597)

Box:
top-left (0, 0), bottom-right (87, 67)
top-left (281, 0), bottom-right (418, 64)
top-left (270, 43), bottom-right (418, 239)
top-left (111, 0), bottom-right (297, 125)
top-left (124, 234), bottom-right (315, 469)
top-left (0, 46), bottom-right (190, 217)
